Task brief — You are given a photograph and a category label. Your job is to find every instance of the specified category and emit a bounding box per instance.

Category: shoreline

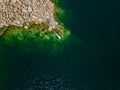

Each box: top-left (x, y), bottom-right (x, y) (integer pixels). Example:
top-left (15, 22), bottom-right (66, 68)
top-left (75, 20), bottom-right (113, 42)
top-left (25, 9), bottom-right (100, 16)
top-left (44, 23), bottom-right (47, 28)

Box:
top-left (0, 0), bottom-right (59, 31)
top-left (0, 0), bottom-right (72, 54)
top-left (0, 0), bottom-right (67, 37)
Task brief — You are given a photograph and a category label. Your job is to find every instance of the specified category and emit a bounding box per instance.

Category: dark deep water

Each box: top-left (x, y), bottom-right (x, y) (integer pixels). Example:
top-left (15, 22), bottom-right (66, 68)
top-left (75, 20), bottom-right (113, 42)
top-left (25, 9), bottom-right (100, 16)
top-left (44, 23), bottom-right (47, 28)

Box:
top-left (62, 0), bottom-right (120, 89)
top-left (1, 0), bottom-right (120, 90)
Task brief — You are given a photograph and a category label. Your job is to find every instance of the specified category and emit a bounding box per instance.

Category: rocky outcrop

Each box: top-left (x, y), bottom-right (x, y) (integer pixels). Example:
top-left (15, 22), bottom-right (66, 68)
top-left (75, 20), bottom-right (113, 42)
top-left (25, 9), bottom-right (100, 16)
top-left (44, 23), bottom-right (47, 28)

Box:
top-left (0, 0), bottom-right (58, 30)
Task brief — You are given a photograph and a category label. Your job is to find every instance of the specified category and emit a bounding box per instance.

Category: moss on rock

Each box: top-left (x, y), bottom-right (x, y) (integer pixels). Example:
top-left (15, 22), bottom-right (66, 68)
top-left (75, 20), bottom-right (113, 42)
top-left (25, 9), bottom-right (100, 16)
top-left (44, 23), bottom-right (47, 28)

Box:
top-left (0, 23), bottom-right (71, 54)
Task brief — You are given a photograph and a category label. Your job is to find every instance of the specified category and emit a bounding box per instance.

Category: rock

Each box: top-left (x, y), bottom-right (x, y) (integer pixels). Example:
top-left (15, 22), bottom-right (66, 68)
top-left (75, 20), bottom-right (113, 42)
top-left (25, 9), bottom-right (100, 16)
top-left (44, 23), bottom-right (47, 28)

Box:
top-left (21, 0), bottom-right (32, 5)
top-left (3, 0), bottom-right (9, 3)
top-left (22, 8), bottom-right (27, 13)
top-left (0, 0), bottom-right (3, 3)
top-left (24, 25), bottom-right (28, 29)
top-left (11, 0), bottom-right (18, 3)
top-left (0, 0), bottom-right (59, 30)
top-left (28, 6), bottom-right (32, 12)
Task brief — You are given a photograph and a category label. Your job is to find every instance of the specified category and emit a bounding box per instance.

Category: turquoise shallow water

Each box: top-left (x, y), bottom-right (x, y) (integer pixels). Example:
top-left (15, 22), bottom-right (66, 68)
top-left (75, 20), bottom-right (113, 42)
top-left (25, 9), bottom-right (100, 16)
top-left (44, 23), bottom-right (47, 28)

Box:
top-left (0, 0), bottom-right (120, 89)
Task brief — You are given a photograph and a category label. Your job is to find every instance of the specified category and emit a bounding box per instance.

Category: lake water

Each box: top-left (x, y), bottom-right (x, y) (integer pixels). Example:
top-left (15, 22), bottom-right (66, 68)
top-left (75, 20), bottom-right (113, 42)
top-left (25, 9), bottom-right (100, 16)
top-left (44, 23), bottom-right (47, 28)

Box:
top-left (0, 0), bottom-right (120, 89)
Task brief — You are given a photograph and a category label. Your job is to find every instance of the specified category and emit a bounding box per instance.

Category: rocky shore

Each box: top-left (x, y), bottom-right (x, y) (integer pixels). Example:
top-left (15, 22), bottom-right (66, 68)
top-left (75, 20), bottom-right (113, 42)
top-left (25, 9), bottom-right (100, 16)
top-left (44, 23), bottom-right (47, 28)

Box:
top-left (0, 0), bottom-right (58, 31)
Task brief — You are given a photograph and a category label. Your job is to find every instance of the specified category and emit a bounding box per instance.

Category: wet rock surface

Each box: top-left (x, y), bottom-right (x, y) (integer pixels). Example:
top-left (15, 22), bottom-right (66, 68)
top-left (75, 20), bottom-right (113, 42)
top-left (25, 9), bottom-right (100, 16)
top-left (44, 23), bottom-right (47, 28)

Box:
top-left (0, 0), bottom-right (58, 30)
